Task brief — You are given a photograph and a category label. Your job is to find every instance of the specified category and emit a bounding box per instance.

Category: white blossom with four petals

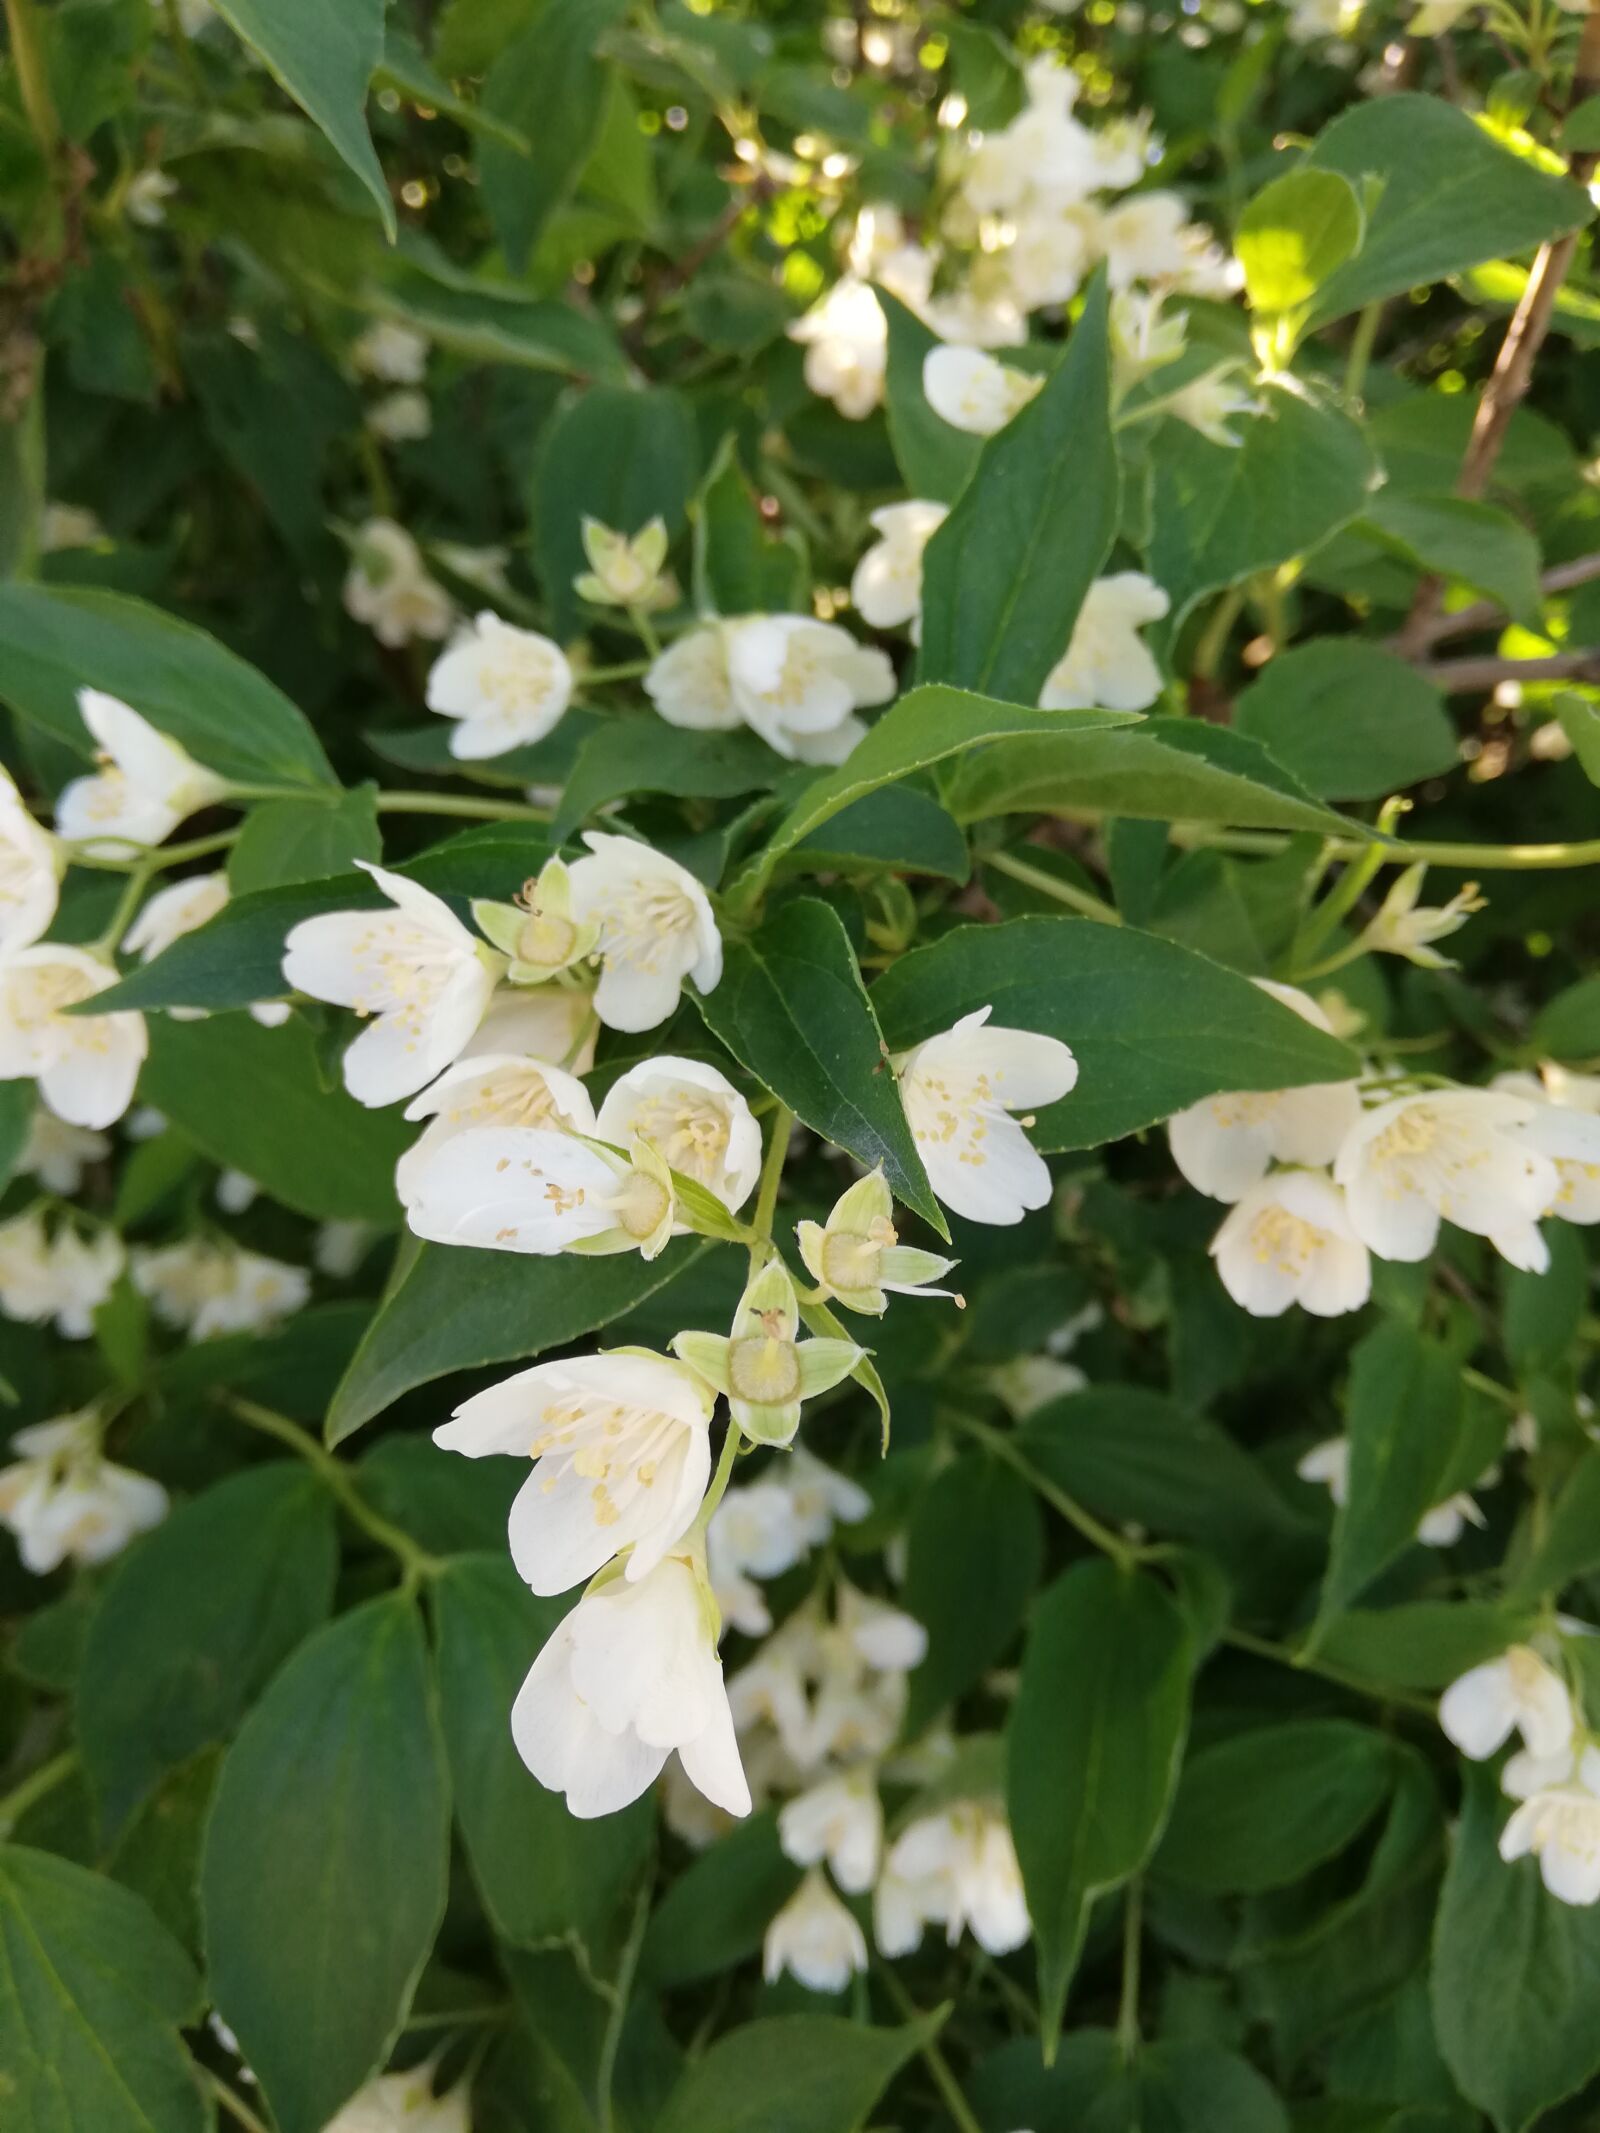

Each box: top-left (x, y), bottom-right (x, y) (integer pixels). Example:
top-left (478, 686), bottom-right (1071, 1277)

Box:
top-left (0, 943), bottom-right (148, 1128)
top-left (850, 501), bottom-right (948, 638)
top-left (56, 690), bottom-right (229, 852)
top-left (1440, 1646), bottom-right (1574, 1763)
top-left (1038, 573), bottom-right (1170, 712)
top-left (894, 1007), bottom-right (1078, 1226)
top-left (0, 1411), bottom-right (167, 1574)
top-left (566, 832), bottom-right (722, 1033)
top-left (595, 1056), bottom-right (760, 1214)
top-left (395, 1051), bottom-right (596, 1209)
top-left (424, 613), bottom-right (574, 759)
top-left (1334, 1088), bottom-right (1559, 1271)
top-left (1209, 1168), bottom-right (1371, 1319)
top-left (763, 1868), bottom-right (870, 1993)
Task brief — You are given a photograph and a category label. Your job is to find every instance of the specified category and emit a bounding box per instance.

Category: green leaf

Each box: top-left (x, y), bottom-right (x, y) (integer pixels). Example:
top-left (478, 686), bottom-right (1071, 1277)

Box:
top-left (138, 1013), bottom-right (412, 1223)
top-left (693, 439), bottom-right (809, 615)
top-left (1316, 1321), bottom-right (1505, 1624)
top-left (970, 2031), bottom-right (1289, 2133)
top-left (786, 786), bottom-right (970, 884)
top-left (1145, 384), bottom-right (1376, 639)
top-left (641, 1809), bottom-right (803, 1987)
top-left (902, 1452), bottom-right (1044, 1734)
top-left (1314, 1599), bottom-right (1539, 1690)
top-left (531, 383), bottom-right (701, 639)
top-left (1554, 690), bottom-right (1600, 786)
top-left (869, 916), bottom-right (1360, 1152)
top-left (211, 0), bottom-right (393, 237)
top-left (0, 1843), bottom-right (208, 2133)
top-left (90, 879), bottom-right (366, 1016)
top-left (1305, 94), bottom-right (1592, 329)
top-left (77, 1463), bottom-right (338, 1839)
top-left (653, 2012), bottom-right (942, 2133)
top-left (480, 0), bottom-right (634, 270)
top-left (227, 787), bottom-right (382, 895)
top-left (326, 1236), bottom-right (718, 1444)
top-left (692, 897), bottom-right (941, 1231)
top-left (1232, 639), bottom-right (1459, 803)
top-left (1432, 1764), bottom-right (1600, 2132)
top-left (0, 1081), bottom-right (34, 1194)
top-left (360, 263), bottom-right (628, 379)
top-left (1362, 492), bottom-right (1543, 628)
top-left (1503, 1220), bottom-right (1586, 1374)
top-left (1237, 167), bottom-right (1365, 317)
top-left (1532, 975), bottom-right (1600, 1060)
top-left (729, 686), bottom-right (1137, 905)
top-left (1158, 1721), bottom-right (1394, 1894)
top-left (948, 718), bottom-right (1357, 836)
top-left (1509, 1450), bottom-right (1600, 1601)
top-left (880, 289), bottom-right (982, 505)
top-left (431, 1556), bottom-right (654, 1953)
top-left (554, 723), bottom-right (784, 840)
top-left (919, 268), bottom-right (1118, 704)
top-left (202, 1594), bottom-right (450, 2133)
top-left (1008, 1560), bottom-right (1193, 2043)
top-left (0, 583), bottom-right (336, 790)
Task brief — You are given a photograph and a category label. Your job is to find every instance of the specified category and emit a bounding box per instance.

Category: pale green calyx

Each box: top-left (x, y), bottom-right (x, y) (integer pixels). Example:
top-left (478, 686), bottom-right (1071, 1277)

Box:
top-left (672, 1256), bottom-right (864, 1446)
top-left (565, 1136), bottom-right (677, 1261)
top-left (574, 515), bottom-right (677, 611)
top-left (795, 1168), bottom-right (958, 1318)
top-left (473, 857), bottom-right (599, 985)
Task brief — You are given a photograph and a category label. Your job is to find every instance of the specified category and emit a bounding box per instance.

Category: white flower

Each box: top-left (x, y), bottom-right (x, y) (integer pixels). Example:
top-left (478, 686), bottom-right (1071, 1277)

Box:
top-left (1166, 364), bottom-right (1264, 448)
top-left (1358, 866), bottom-right (1483, 970)
top-left (0, 1211), bottom-right (123, 1338)
top-left (778, 1769), bottom-right (883, 1893)
top-left (512, 1552), bottom-right (750, 1819)
top-left (566, 832), bottom-right (721, 1032)
top-left (0, 1411), bottom-right (167, 1574)
top-left (850, 501), bottom-right (948, 637)
top-left (0, 769), bottom-right (59, 953)
top-left (321, 2060), bottom-right (470, 2133)
top-left (1210, 1169), bottom-right (1370, 1318)
top-left (436, 1348), bottom-right (714, 1594)
top-left (350, 320), bottom-right (429, 384)
top-left (424, 613), bottom-right (574, 760)
top-left (1290, 0), bottom-right (1359, 35)
top-left (595, 1057), bottom-right (760, 1213)
top-left (789, 278), bottom-right (897, 419)
top-left (39, 502), bottom-right (104, 552)
top-left (1499, 1746), bottom-right (1600, 1905)
top-left (1091, 191), bottom-right (1209, 288)
top-left (875, 1803), bottom-right (1029, 1957)
top-left (646, 616), bottom-right (894, 762)
top-left (1440, 1646), bottom-right (1573, 1762)
top-left (343, 519), bottom-right (454, 648)
top-left (282, 862), bottom-right (499, 1107)
top-left (56, 690), bottom-right (229, 853)
top-left (707, 1453), bottom-right (869, 1633)
top-left (367, 388), bottom-right (432, 443)
top-left (894, 1006), bottom-right (1077, 1227)
top-left (989, 1355), bottom-right (1087, 1417)
top-left (1168, 982), bottom-right (1362, 1202)
top-left (405, 1124), bottom-right (680, 1261)
top-left (1334, 1088), bottom-right (1559, 1270)
top-left (796, 1167), bottom-right (956, 1316)
top-left (0, 944), bottom-right (147, 1128)
top-left (125, 168), bottom-right (177, 226)
top-left (575, 518), bottom-right (676, 611)
top-left (313, 1219), bottom-right (375, 1279)
top-left (1110, 289), bottom-right (1189, 392)
top-left (16, 1108), bottom-right (109, 1193)
top-left (764, 1869), bottom-right (869, 1992)
top-left (133, 1239), bottom-right (310, 1340)
top-left (1295, 1436), bottom-right (1488, 1548)
top-left (1038, 573), bottom-right (1170, 712)
top-left (396, 1051), bottom-right (595, 1208)
top-left (729, 1587), bottom-right (922, 1771)
top-left (1502, 1083), bottom-right (1600, 1228)
top-left (470, 984), bottom-right (599, 1073)
top-left (922, 346), bottom-right (1044, 436)
top-left (672, 1257), bottom-right (863, 1448)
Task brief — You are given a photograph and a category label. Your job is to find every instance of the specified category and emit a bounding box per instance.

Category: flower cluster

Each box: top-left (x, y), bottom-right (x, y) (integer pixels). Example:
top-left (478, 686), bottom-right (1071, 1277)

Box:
top-left (1440, 1644), bottom-right (1600, 1906)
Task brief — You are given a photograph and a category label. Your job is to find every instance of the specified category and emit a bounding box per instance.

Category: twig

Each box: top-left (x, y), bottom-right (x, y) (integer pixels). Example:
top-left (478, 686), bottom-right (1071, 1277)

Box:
top-left (984, 847), bottom-right (1121, 925)
top-left (224, 1396), bottom-right (444, 1584)
top-left (1400, 552), bottom-right (1600, 650)
top-left (1420, 648), bottom-right (1600, 693)
top-left (205, 2073), bottom-right (273, 2133)
top-left (0, 1748), bottom-right (77, 1836)
top-left (873, 1970), bottom-right (978, 2133)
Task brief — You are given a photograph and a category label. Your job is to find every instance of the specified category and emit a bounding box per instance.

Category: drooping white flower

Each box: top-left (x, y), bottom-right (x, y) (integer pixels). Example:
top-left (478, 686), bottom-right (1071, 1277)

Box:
top-left (0, 1410), bottom-right (167, 1574)
top-left (1499, 1746), bottom-right (1600, 1905)
top-left (1295, 1435), bottom-right (1489, 1547)
top-left (1210, 1169), bottom-right (1371, 1318)
top-left (0, 769), bottom-right (59, 954)
top-left (1334, 1088), bottom-right (1559, 1270)
top-left (405, 1124), bottom-right (679, 1261)
top-left (123, 871), bottom-right (289, 1028)
top-left (133, 1239), bottom-right (310, 1340)
top-left (424, 613), bottom-right (574, 760)
top-left (320, 2059), bottom-right (470, 2133)
top-left (1440, 1646), bottom-right (1574, 1762)
top-left (396, 1051), bottom-right (596, 1208)
top-left (565, 832), bottom-right (721, 1032)
top-left (778, 1768), bottom-right (884, 1893)
top-left (796, 1166), bottom-right (957, 1315)
top-left (125, 168), bottom-right (177, 226)
top-left (673, 1257), bottom-right (864, 1448)
top-left (1358, 865), bottom-right (1483, 970)
top-left (706, 1453), bottom-right (870, 1634)
top-left (646, 615), bottom-right (893, 762)
top-left (1168, 982), bottom-right (1362, 1202)
top-left (366, 388), bottom-right (432, 444)
top-left (894, 1006), bottom-right (1077, 1226)
top-left (343, 519), bottom-right (454, 648)
top-left (56, 690), bottom-right (229, 853)
top-left (875, 1802), bottom-right (1029, 1957)
top-left (850, 501), bottom-right (948, 637)
top-left (0, 944), bottom-right (148, 1128)
top-left (435, 1349), bottom-right (714, 1594)
top-left (512, 1552), bottom-right (751, 1819)
top-left (922, 346), bottom-right (1044, 436)
top-left (763, 1869), bottom-right (870, 1993)
top-left (729, 1586), bottom-right (923, 1772)
top-left (16, 1108), bottom-right (109, 1194)
top-left (1491, 1070), bottom-right (1600, 1227)
top-left (1038, 573), bottom-right (1170, 712)
top-left (0, 1210), bottom-right (124, 1339)
top-left (1091, 191), bottom-right (1213, 288)
top-left (350, 320), bottom-right (429, 385)
top-left (282, 862), bottom-right (500, 1107)
top-left (596, 1057), bottom-right (760, 1214)
top-left (574, 517), bottom-right (676, 611)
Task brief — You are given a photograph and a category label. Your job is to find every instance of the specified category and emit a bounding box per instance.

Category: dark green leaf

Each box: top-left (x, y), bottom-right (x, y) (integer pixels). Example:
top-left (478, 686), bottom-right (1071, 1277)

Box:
top-left (1233, 641), bottom-right (1459, 802)
top-left (480, 0), bottom-right (634, 269)
top-left (1159, 1721), bottom-right (1394, 1893)
top-left (1362, 493), bottom-right (1542, 628)
top-left (1503, 1220), bottom-right (1586, 1375)
top-left (1532, 976), bottom-right (1600, 1060)
top-left (1314, 1599), bottom-right (1539, 1690)
top-left (693, 439), bottom-right (809, 614)
top-left (970, 2031), bottom-right (1289, 2133)
top-left (641, 1808), bottom-right (802, 1987)
top-left (653, 2012), bottom-right (941, 2133)
top-left (902, 1452), bottom-right (1043, 1734)
top-left (361, 265), bottom-right (628, 379)
top-left (786, 786), bottom-right (970, 884)
top-left (880, 290), bottom-right (981, 505)
top-left (1509, 1451), bottom-right (1600, 1601)
top-left (228, 787), bottom-right (382, 895)
top-left (554, 723), bottom-right (783, 839)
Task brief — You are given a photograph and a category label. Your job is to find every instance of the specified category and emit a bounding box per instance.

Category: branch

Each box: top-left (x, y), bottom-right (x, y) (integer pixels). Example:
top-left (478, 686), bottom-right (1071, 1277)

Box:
top-left (1400, 552), bottom-right (1600, 651)
top-left (1421, 648), bottom-right (1600, 693)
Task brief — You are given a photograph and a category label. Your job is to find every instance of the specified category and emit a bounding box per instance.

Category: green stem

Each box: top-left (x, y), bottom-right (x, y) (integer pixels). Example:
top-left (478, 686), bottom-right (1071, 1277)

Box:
top-left (376, 790), bottom-right (550, 824)
top-left (984, 848), bottom-right (1121, 925)
top-left (583, 659), bottom-right (653, 683)
top-left (0, 1748), bottom-right (77, 1836)
top-left (1171, 825), bottom-right (1600, 873)
top-left (751, 1102), bottom-right (794, 1252)
top-left (1221, 1626), bottom-right (1436, 1716)
top-left (205, 2074), bottom-right (274, 2133)
top-left (1290, 837), bottom-right (1389, 971)
top-left (1191, 587), bottom-right (1245, 683)
top-left (942, 1410), bottom-right (1140, 1573)
top-left (63, 826), bottom-right (241, 875)
top-left (691, 1409), bottom-right (747, 1541)
top-left (91, 858), bottom-right (158, 957)
top-left (4, 0), bottom-right (59, 157)
top-left (225, 1396), bottom-right (444, 1582)
top-left (597, 1876), bottom-right (653, 2133)
top-left (1116, 1880), bottom-right (1143, 2061)
top-left (1343, 302), bottom-right (1382, 403)
top-left (875, 1970), bottom-right (979, 2133)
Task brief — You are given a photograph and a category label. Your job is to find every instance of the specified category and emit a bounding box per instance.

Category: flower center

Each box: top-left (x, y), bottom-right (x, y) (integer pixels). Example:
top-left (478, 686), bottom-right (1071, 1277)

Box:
top-left (729, 1332), bottom-right (803, 1405)
top-left (630, 1091), bottom-right (730, 1184)
top-left (1247, 1203), bottom-right (1327, 1272)
top-left (614, 1169), bottom-right (671, 1242)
